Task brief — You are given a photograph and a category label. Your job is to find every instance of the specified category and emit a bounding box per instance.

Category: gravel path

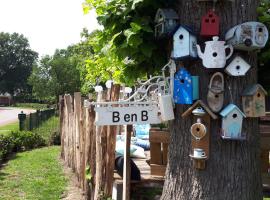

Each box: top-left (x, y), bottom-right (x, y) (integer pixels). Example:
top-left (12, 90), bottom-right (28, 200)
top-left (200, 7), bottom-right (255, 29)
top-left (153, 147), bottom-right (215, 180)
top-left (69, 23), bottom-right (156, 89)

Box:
top-left (0, 107), bottom-right (35, 126)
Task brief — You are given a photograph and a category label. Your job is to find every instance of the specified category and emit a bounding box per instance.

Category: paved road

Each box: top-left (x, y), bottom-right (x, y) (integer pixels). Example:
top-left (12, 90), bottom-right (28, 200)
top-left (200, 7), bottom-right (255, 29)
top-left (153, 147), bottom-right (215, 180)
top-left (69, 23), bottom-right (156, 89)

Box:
top-left (0, 107), bottom-right (35, 126)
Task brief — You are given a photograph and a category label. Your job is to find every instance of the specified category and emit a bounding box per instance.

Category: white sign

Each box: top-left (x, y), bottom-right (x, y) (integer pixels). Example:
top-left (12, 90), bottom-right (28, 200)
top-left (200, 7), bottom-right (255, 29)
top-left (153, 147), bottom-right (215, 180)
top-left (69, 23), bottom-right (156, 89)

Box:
top-left (95, 105), bottom-right (161, 126)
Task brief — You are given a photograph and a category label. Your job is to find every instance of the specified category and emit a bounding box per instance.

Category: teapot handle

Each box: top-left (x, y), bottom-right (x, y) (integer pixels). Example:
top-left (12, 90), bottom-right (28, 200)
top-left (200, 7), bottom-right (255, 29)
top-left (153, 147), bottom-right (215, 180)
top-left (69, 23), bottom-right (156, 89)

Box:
top-left (225, 44), bottom-right (233, 60)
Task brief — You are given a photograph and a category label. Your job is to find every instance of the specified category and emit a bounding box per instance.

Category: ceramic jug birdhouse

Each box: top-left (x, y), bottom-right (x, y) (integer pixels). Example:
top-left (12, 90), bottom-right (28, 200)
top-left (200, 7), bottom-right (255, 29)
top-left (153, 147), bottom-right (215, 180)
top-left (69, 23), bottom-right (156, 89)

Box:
top-left (220, 104), bottom-right (246, 140)
top-left (158, 94), bottom-right (175, 121)
top-left (172, 26), bottom-right (198, 60)
top-left (155, 8), bottom-right (179, 38)
top-left (197, 36), bottom-right (233, 68)
top-left (225, 21), bottom-right (269, 51)
top-left (200, 10), bottom-right (220, 37)
top-left (242, 84), bottom-right (267, 117)
top-left (173, 68), bottom-right (193, 104)
top-left (225, 56), bottom-right (251, 76)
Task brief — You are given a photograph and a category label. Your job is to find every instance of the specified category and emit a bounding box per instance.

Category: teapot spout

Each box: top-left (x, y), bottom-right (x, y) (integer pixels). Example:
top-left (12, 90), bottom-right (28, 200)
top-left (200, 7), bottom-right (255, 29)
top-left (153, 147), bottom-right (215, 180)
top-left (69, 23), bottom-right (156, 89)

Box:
top-left (196, 44), bottom-right (204, 59)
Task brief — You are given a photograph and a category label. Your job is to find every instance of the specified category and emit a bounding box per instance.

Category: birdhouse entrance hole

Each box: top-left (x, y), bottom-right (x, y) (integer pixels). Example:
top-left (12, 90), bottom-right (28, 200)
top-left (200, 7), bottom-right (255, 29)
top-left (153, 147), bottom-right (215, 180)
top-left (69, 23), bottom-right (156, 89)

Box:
top-left (233, 113), bottom-right (238, 118)
top-left (212, 52), bottom-right (218, 57)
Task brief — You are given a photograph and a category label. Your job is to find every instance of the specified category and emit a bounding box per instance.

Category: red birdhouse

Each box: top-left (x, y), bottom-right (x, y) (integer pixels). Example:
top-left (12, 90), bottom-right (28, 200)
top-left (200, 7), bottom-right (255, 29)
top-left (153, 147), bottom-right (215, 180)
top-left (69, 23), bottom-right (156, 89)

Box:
top-left (200, 10), bottom-right (220, 37)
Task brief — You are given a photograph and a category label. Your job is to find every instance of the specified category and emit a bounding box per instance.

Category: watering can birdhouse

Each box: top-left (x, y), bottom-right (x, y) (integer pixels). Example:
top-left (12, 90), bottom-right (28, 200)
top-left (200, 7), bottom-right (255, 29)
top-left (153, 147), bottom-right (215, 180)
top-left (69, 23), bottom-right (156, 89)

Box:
top-left (225, 56), bottom-right (251, 76)
top-left (155, 8), bottom-right (179, 39)
top-left (225, 21), bottom-right (269, 51)
top-left (242, 84), bottom-right (267, 117)
top-left (200, 10), bottom-right (220, 37)
top-left (182, 100), bottom-right (218, 170)
top-left (173, 68), bottom-right (193, 104)
top-left (158, 94), bottom-right (175, 121)
top-left (197, 36), bottom-right (233, 68)
top-left (172, 26), bottom-right (198, 60)
top-left (220, 104), bottom-right (246, 140)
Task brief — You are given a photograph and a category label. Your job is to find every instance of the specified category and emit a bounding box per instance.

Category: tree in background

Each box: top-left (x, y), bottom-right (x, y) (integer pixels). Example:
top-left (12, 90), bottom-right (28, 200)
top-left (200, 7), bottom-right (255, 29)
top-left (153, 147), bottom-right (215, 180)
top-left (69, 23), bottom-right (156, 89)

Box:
top-left (28, 48), bottom-right (81, 102)
top-left (0, 32), bottom-right (38, 95)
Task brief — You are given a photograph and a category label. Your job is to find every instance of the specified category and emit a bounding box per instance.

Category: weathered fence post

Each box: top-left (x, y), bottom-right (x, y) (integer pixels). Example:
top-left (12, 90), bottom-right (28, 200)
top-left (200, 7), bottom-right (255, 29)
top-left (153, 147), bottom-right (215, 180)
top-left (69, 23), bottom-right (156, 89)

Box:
top-left (18, 111), bottom-right (26, 131)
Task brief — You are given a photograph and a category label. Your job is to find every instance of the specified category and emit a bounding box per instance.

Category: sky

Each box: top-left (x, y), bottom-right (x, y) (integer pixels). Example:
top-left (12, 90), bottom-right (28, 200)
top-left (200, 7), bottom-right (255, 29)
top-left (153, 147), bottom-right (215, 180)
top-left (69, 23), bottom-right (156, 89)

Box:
top-left (0, 0), bottom-right (101, 57)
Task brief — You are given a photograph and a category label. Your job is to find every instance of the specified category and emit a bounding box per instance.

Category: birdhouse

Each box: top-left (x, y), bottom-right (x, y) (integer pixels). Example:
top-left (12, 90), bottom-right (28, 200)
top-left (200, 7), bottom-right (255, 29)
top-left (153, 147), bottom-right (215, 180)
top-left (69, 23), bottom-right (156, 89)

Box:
top-left (225, 56), bottom-right (251, 76)
top-left (158, 94), bottom-right (175, 121)
top-left (192, 76), bottom-right (199, 100)
top-left (182, 100), bottom-right (218, 170)
top-left (197, 36), bottom-right (233, 69)
top-left (225, 21), bottom-right (269, 51)
top-left (173, 68), bottom-right (193, 104)
top-left (155, 8), bottom-right (179, 38)
top-left (200, 10), bottom-right (220, 37)
top-left (172, 25), bottom-right (198, 60)
top-left (242, 84), bottom-right (268, 117)
top-left (220, 104), bottom-right (246, 140)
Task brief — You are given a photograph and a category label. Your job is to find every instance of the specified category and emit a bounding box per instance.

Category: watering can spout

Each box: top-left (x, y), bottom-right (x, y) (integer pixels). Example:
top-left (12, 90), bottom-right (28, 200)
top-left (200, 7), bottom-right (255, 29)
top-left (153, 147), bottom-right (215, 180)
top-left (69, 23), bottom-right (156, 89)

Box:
top-left (196, 44), bottom-right (204, 59)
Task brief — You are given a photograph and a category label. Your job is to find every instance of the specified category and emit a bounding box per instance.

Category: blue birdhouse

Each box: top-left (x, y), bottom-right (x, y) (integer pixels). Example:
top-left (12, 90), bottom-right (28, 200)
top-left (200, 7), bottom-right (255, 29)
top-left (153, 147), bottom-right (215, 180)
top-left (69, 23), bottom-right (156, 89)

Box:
top-left (220, 104), bottom-right (246, 140)
top-left (173, 68), bottom-right (193, 104)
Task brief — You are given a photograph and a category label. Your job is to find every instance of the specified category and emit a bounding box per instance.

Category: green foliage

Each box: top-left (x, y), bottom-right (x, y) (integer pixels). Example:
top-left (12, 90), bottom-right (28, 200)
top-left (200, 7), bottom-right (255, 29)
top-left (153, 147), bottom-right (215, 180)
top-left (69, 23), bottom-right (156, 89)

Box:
top-left (85, 165), bottom-right (92, 181)
top-left (82, 0), bottom-right (168, 86)
top-left (257, 1), bottom-right (270, 89)
top-left (0, 121), bottom-right (19, 135)
top-left (0, 146), bottom-right (67, 200)
top-left (0, 32), bottom-right (38, 95)
top-left (29, 48), bottom-right (81, 101)
top-left (12, 102), bottom-right (49, 110)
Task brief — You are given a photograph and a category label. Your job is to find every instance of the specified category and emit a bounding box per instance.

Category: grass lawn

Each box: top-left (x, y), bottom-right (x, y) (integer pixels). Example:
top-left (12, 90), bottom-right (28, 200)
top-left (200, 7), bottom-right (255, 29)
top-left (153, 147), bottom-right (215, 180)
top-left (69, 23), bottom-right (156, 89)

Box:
top-left (12, 103), bottom-right (49, 110)
top-left (0, 146), bottom-right (67, 200)
top-left (0, 121), bottom-right (19, 135)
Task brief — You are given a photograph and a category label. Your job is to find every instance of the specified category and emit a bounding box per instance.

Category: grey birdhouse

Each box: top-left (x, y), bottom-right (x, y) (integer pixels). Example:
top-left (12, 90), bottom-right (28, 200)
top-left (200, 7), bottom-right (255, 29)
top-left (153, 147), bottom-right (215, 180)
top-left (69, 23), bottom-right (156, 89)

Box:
top-left (155, 9), bottom-right (179, 39)
top-left (220, 104), bottom-right (246, 140)
top-left (242, 84), bottom-right (268, 117)
top-left (225, 21), bottom-right (269, 51)
top-left (225, 56), bottom-right (251, 76)
top-left (172, 25), bottom-right (197, 60)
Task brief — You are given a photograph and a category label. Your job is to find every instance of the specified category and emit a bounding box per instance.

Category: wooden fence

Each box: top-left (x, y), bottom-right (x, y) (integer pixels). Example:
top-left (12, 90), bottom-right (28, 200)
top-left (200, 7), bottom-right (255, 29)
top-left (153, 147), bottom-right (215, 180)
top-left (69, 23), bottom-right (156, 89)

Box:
top-left (60, 85), bottom-right (121, 200)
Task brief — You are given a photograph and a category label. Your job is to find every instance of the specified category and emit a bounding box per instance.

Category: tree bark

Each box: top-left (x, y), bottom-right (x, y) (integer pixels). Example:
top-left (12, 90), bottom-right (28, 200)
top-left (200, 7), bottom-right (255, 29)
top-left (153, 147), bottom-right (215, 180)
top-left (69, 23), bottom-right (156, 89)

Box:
top-left (161, 1), bottom-right (262, 200)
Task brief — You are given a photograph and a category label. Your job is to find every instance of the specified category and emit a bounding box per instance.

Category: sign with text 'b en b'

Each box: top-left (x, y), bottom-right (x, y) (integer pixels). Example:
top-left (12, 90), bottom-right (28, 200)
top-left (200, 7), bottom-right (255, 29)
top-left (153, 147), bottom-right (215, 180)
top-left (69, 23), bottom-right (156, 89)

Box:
top-left (94, 105), bottom-right (161, 126)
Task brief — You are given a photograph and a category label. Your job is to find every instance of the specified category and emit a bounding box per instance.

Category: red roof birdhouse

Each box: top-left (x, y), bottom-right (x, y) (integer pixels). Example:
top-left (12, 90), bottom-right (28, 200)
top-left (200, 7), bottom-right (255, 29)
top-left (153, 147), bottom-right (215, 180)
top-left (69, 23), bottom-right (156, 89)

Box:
top-left (200, 10), bottom-right (220, 37)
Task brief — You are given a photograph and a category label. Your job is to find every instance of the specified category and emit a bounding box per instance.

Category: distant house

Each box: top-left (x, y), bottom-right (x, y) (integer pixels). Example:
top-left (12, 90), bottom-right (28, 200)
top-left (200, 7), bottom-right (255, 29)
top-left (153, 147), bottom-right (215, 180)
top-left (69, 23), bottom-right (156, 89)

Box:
top-left (0, 93), bottom-right (12, 106)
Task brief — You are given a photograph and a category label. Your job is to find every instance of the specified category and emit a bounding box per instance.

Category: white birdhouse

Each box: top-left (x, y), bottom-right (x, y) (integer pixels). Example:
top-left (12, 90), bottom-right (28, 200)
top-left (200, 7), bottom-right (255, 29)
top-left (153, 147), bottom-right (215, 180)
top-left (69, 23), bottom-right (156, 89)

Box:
top-left (242, 84), bottom-right (268, 117)
top-left (220, 104), bottom-right (246, 140)
top-left (172, 25), bottom-right (197, 60)
top-left (225, 56), bottom-right (251, 76)
top-left (225, 21), bottom-right (269, 51)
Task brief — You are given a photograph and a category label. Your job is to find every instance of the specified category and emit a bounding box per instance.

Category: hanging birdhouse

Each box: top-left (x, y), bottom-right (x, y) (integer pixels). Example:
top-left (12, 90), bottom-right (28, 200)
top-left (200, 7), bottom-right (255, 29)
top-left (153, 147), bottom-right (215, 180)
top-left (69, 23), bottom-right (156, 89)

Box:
top-left (200, 10), bottom-right (220, 37)
top-left (220, 104), bottom-right (246, 140)
top-left (158, 94), bottom-right (175, 121)
top-left (225, 21), bottom-right (269, 51)
top-left (182, 100), bottom-right (218, 170)
top-left (173, 68), bottom-right (193, 104)
top-left (225, 56), bottom-right (251, 76)
top-left (192, 76), bottom-right (199, 100)
top-left (197, 36), bottom-right (233, 68)
top-left (155, 8), bottom-right (179, 39)
top-left (242, 84), bottom-right (268, 117)
top-left (172, 25), bottom-right (198, 60)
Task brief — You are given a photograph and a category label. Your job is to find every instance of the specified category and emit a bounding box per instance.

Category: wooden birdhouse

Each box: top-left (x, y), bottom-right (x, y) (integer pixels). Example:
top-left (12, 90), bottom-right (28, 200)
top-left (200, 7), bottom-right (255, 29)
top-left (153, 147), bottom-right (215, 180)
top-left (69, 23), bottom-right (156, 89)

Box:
top-left (155, 9), bottom-right (179, 39)
top-left (225, 56), bottom-right (251, 76)
top-left (225, 21), bottom-right (269, 51)
top-left (172, 25), bottom-right (197, 60)
top-left (242, 84), bottom-right (268, 117)
top-left (173, 68), bottom-right (193, 104)
top-left (220, 104), bottom-right (246, 140)
top-left (200, 10), bottom-right (220, 37)
top-left (182, 100), bottom-right (218, 169)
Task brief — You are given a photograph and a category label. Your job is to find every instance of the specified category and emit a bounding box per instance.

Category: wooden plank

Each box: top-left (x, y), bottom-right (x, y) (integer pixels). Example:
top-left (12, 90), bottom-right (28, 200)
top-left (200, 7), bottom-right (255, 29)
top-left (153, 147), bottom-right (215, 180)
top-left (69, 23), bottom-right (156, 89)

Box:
top-left (150, 143), bottom-right (162, 165)
top-left (123, 125), bottom-right (132, 200)
top-left (74, 92), bottom-right (81, 182)
top-left (149, 131), bottom-right (170, 143)
top-left (150, 164), bottom-right (167, 177)
top-left (162, 143), bottom-right (168, 165)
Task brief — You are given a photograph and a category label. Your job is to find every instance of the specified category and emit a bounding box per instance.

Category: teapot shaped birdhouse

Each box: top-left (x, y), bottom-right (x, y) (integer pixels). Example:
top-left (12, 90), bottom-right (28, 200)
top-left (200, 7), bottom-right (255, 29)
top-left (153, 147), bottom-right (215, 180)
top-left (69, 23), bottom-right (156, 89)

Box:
top-left (242, 84), bottom-right (267, 117)
top-left (225, 56), bottom-right (251, 76)
top-left (200, 10), bottom-right (220, 37)
top-left (220, 104), bottom-right (246, 140)
top-left (173, 68), bottom-right (193, 104)
top-left (172, 25), bottom-right (198, 60)
top-left (155, 8), bottom-right (179, 38)
top-left (225, 21), bottom-right (269, 51)
top-left (197, 36), bottom-right (233, 68)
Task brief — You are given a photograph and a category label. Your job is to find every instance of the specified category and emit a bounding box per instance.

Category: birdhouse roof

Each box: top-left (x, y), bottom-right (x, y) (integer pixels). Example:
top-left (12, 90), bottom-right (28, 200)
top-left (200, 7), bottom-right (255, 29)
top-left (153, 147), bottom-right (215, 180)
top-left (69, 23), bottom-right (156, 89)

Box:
top-left (220, 104), bottom-right (246, 118)
top-left (242, 84), bottom-right (268, 96)
top-left (173, 25), bottom-right (196, 36)
top-left (182, 100), bottom-right (218, 119)
top-left (155, 9), bottom-right (179, 21)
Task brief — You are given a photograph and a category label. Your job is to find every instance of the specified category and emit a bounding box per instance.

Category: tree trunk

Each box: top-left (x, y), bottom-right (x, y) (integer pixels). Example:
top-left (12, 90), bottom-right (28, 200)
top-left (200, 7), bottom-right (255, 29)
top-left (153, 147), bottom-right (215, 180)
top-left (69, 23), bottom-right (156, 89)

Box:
top-left (161, 1), bottom-right (262, 200)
